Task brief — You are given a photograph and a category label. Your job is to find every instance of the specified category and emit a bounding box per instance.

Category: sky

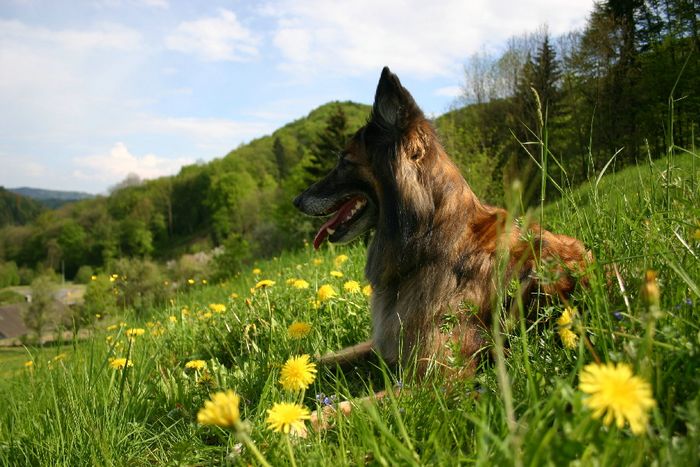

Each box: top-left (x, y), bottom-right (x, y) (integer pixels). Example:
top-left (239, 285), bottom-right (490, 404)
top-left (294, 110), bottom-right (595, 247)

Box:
top-left (0, 0), bottom-right (595, 194)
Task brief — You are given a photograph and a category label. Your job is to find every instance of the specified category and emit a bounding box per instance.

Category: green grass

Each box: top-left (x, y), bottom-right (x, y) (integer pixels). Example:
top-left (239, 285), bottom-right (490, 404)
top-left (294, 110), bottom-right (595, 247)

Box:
top-left (0, 148), bottom-right (699, 465)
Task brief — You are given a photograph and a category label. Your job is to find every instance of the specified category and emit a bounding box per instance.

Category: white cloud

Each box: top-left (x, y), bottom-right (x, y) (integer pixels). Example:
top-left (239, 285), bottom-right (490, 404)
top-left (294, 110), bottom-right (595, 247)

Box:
top-left (73, 143), bottom-right (193, 183)
top-left (265, 0), bottom-right (594, 78)
top-left (141, 116), bottom-right (275, 148)
top-left (434, 85), bottom-right (463, 98)
top-left (165, 9), bottom-right (259, 61)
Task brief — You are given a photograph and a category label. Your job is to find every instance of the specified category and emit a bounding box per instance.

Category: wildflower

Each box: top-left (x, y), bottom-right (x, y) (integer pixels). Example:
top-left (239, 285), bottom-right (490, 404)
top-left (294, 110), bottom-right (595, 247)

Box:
top-left (24, 360), bottom-right (34, 368)
top-left (266, 402), bottom-right (310, 435)
top-left (252, 268), bottom-right (262, 275)
top-left (109, 276), bottom-right (116, 282)
top-left (209, 303), bottom-right (226, 313)
top-left (559, 328), bottom-right (579, 349)
top-left (185, 360), bottom-right (206, 371)
top-left (150, 327), bottom-right (165, 337)
top-left (187, 278), bottom-right (195, 285)
top-left (330, 270), bottom-right (344, 278)
top-left (119, 321), bottom-right (127, 327)
top-left (169, 315), bottom-right (177, 323)
top-left (200, 311), bottom-right (213, 320)
top-left (106, 335), bottom-right (114, 343)
top-left (197, 390), bottom-right (241, 428)
top-left (230, 292), bottom-right (239, 299)
top-left (579, 362), bottom-right (656, 434)
top-left (109, 357), bottom-right (133, 370)
top-left (343, 280), bottom-right (361, 293)
top-left (255, 279), bottom-right (275, 289)
top-left (280, 354), bottom-right (317, 391)
top-left (125, 328), bottom-right (145, 338)
top-left (51, 353), bottom-right (67, 363)
top-left (317, 284), bottom-right (336, 302)
top-left (556, 307), bottom-right (579, 349)
top-left (291, 279), bottom-right (310, 289)
top-left (334, 254), bottom-right (349, 267)
top-left (202, 279), bottom-right (208, 285)
top-left (362, 284), bottom-right (373, 297)
top-left (287, 322), bottom-right (312, 339)
top-left (312, 258), bottom-right (323, 266)
top-left (91, 275), bottom-right (97, 281)
top-left (107, 324), bottom-right (118, 332)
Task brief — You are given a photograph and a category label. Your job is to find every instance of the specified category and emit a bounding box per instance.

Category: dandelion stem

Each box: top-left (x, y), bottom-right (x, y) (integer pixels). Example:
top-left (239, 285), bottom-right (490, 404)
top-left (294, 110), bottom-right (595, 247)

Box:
top-left (285, 434), bottom-right (298, 467)
top-left (236, 429), bottom-right (271, 467)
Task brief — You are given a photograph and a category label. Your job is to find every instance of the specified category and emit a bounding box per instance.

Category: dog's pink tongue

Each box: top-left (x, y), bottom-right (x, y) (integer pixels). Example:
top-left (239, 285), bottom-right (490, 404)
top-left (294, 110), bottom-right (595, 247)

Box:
top-left (312, 197), bottom-right (361, 249)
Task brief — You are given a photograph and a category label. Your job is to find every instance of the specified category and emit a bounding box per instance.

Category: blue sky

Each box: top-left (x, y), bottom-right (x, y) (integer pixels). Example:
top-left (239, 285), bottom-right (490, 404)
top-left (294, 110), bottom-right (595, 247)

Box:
top-left (0, 0), bottom-right (594, 194)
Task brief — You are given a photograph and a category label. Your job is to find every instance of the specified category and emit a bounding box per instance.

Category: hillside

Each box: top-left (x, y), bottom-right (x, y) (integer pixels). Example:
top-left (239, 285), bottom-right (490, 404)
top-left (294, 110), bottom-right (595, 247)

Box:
top-left (0, 187), bottom-right (45, 227)
top-left (8, 187), bottom-right (94, 209)
top-left (0, 101), bottom-right (371, 279)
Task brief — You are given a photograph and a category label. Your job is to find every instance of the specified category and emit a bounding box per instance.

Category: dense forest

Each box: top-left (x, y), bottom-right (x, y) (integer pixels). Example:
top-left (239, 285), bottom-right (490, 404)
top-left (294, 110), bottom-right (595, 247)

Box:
top-left (0, 0), bottom-right (697, 283)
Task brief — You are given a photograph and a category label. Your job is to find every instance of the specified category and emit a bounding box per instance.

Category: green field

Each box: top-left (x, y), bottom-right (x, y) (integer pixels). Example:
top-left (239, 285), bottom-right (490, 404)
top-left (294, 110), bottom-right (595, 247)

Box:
top-left (0, 150), bottom-right (698, 465)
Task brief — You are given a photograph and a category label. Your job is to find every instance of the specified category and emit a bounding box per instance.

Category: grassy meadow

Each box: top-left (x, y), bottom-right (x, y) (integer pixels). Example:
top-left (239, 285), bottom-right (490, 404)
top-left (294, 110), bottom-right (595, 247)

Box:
top-left (0, 147), bottom-right (699, 466)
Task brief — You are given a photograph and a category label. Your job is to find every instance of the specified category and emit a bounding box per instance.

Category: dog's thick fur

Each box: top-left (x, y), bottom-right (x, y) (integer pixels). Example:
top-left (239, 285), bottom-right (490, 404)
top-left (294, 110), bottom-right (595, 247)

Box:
top-left (294, 67), bottom-right (590, 377)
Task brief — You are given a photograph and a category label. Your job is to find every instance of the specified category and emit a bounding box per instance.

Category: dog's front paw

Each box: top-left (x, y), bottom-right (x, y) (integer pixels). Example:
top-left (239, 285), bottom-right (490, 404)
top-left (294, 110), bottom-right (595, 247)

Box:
top-left (310, 400), bottom-right (353, 431)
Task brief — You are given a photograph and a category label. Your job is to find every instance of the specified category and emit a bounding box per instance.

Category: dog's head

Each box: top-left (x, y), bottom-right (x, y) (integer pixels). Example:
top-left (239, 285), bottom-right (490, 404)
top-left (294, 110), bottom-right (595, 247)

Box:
top-left (293, 66), bottom-right (427, 249)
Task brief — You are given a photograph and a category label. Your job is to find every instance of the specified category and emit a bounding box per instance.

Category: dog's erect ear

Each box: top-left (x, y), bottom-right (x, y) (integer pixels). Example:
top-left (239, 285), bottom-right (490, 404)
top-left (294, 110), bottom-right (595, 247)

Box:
top-left (372, 67), bottom-right (424, 134)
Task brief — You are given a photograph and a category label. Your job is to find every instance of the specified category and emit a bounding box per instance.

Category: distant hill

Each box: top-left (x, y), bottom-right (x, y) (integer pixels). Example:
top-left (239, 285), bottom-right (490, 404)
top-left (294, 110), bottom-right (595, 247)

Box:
top-left (8, 187), bottom-right (94, 209)
top-left (0, 187), bottom-right (45, 227)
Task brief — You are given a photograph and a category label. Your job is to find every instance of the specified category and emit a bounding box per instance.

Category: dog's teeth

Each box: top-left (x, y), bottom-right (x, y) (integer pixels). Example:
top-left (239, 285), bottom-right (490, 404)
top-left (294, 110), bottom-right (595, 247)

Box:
top-left (326, 228), bottom-right (335, 235)
top-left (354, 201), bottom-right (363, 209)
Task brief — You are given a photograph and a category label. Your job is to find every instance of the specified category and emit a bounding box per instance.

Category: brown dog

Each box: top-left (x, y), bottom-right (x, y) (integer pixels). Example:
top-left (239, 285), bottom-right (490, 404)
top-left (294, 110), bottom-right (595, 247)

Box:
top-left (294, 67), bottom-right (590, 379)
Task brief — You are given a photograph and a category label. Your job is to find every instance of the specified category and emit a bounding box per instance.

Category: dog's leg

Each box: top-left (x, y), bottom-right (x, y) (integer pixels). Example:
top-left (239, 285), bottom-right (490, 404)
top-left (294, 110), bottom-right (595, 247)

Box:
top-left (310, 388), bottom-right (396, 431)
top-left (317, 340), bottom-right (374, 367)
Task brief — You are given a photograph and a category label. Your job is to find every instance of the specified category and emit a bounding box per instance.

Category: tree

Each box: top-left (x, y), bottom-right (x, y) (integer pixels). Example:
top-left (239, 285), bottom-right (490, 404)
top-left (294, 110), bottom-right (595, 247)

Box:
top-left (24, 275), bottom-right (58, 342)
top-left (273, 137), bottom-right (290, 180)
top-left (304, 105), bottom-right (351, 183)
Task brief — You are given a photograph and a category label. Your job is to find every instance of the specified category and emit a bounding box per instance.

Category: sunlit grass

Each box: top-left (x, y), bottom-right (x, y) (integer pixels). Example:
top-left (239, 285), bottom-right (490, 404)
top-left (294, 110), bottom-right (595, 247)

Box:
top-left (0, 148), bottom-right (698, 465)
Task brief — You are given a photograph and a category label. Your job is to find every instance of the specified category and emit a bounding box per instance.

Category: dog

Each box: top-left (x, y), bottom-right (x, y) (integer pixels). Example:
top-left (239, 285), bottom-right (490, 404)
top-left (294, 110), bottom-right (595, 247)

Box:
top-left (294, 67), bottom-right (590, 380)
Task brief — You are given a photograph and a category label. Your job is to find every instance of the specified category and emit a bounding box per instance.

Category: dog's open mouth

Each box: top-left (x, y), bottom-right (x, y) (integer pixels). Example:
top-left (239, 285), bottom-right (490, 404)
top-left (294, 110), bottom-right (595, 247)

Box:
top-left (313, 195), bottom-right (368, 249)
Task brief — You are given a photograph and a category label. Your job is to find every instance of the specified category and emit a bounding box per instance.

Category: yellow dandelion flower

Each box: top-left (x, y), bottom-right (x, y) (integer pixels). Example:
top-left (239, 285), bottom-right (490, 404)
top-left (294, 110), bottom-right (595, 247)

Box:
top-left (557, 307), bottom-right (577, 327)
top-left (312, 258), bottom-right (323, 266)
top-left (91, 275), bottom-right (97, 281)
top-left (280, 354), bottom-right (317, 391)
top-left (255, 279), bottom-right (275, 289)
top-left (187, 278), bottom-right (195, 285)
top-left (343, 280), bottom-right (361, 293)
top-left (125, 328), bottom-right (145, 338)
top-left (119, 321), bottom-right (127, 327)
top-left (291, 279), bottom-right (309, 289)
top-left (330, 270), bottom-right (344, 278)
top-left (556, 307), bottom-right (578, 349)
top-left (200, 311), bottom-right (213, 320)
top-left (252, 268), bottom-right (262, 275)
top-left (287, 322), bottom-right (312, 339)
top-left (579, 362), bottom-right (656, 434)
top-left (334, 254), bottom-right (349, 267)
top-left (202, 279), bottom-right (208, 284)
top-left (694, 229), bottom-right (700, 241)
top-left (109, 357), bottom-right (133, 370)
top-left (24, 360), bottom-right (34, 368)
top-left (51, 353), bottom-right (67, 363)
top-left (185, 360), bottom-right (207, 371)
top-left (317, 284), bottom-right (336, 302)
top-left (559, 328), bottom-right (579, 349)
top-left (169, 315), bottom-right (177, 323)
top-left (109, 276), bottom-right (116, 282)
top-left (107, 324), bottom-right (118, 332)
top-left (266, 402), bottom-right (310, 435)
top-left (230, 292), bottom-right (239, 299)
top-left (362, 284), bottom-right (373, 297)
top-left (209, 303), bottom-right (226, 313)
top-left (197, 390), bottom-right (241, 428)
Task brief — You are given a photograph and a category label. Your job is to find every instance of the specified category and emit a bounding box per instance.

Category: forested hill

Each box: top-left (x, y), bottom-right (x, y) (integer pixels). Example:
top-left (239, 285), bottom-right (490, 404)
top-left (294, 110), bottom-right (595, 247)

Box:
top-left (0, 187), bottom-right (45, 227)
top-left (0, 101), bottom-right (372, 279)
top-left (8, 187), bottom-right (94, 209)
